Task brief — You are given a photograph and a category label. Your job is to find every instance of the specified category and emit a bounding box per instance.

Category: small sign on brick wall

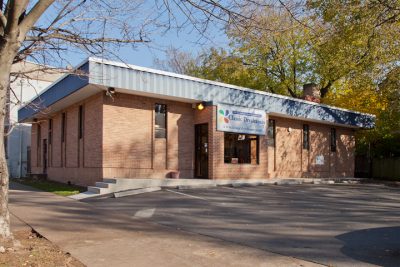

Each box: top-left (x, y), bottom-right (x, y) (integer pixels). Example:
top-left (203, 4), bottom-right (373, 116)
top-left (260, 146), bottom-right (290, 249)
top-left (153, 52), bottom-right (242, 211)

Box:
top-left (316, 155), bottom-right (325, 165)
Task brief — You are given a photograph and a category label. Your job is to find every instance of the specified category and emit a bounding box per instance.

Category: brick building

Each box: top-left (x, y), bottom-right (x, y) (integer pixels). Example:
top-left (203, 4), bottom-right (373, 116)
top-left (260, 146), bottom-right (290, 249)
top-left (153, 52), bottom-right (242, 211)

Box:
top-left (18, 58), bottom-right (374, 186)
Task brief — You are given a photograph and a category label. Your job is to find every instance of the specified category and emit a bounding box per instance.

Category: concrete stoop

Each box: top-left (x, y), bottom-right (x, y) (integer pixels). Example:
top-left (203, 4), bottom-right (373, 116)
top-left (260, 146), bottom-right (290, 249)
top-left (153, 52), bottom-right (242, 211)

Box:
top-left (69, 177), bottom-right (363, 200)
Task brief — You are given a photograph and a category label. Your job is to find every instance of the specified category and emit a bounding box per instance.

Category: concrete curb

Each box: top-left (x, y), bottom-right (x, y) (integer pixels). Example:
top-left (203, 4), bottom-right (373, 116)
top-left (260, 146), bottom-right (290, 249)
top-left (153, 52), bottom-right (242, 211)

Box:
top-left (177, 184), bottom-right (217, 190)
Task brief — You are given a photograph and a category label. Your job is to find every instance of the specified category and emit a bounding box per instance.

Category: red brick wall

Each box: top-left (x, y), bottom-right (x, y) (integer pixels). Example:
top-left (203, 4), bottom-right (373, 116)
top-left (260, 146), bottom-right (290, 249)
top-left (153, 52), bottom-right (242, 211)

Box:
top-left (66, 106), bottom-right (79, 168)
top-left (168, 102), bottom-right (195, 177)
top-left (335, 128), bottom-right (355, 176)
top-left (30, 92), bottom-right (355, 185)
top-left (274, 119), bottom-right (302, 175)
top-left (52, 113), bottom-right (62, 167)
top-left (268, 116), bottom-right (355, 178)
top-left (309, 123), bottom-right (330, 176)
top-left (30, 93), bottom-right (103, 186)
top-left (84, 94), bottom-right (103, 168)
top-left (103, 94), bottom-right (153, 170)
top-left (102, 93), bottom-right (194, 179)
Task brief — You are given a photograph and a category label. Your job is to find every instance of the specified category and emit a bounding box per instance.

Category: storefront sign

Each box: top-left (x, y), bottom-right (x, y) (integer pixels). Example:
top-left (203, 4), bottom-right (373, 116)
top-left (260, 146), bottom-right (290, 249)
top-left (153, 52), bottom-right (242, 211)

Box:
top-left (217, 104), bottom-right (266, 135)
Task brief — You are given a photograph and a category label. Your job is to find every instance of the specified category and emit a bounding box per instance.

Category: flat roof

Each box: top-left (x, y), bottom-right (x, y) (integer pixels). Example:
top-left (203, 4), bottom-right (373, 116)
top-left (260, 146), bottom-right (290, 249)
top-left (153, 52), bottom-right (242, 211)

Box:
top-left (18, 57), bottom-right (375, 128)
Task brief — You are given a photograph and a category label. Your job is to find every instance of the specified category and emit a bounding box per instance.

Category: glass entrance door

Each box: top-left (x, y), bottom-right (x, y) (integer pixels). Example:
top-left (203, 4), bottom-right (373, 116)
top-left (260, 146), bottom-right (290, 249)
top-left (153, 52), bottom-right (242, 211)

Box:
top-left (195, 124), bottom-right (209, 179)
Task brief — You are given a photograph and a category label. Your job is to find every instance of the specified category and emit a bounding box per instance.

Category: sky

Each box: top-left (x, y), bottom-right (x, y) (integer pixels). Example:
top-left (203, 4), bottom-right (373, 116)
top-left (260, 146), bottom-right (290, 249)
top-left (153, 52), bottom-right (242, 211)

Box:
top-left (114, 26), bottom-right (229, 69)
top-left (63, 22), bottom-right (229, 69)
top-left (33, 1), bottom-right (230, 70)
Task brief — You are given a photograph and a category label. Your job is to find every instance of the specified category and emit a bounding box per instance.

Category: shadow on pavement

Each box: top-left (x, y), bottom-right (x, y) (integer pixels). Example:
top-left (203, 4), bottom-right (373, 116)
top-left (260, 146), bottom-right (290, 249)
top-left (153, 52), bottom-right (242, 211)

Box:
top-left (336, 226), bottom-right (400, 267)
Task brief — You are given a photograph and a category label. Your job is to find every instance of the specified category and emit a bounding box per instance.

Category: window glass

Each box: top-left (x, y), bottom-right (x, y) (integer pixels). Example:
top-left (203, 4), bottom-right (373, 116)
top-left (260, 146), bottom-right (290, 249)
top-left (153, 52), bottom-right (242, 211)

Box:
top-left (78, 105), bottom-right (83, 139)
top-left (224, 133), bottom-right (259, 164)
top-left (267, 119), bottom-right (275, 146)
top-left (155, 104), bottom-right (167, 138)
top-left (37, 124), bottom-right (41, 148)
top-left (303, 124), bottom-right (309, 150)
top-left (331, 128), bottom-right (336, 152)
top-left (61, 113), bottom-right (66, 143)
top-left (48, 119), bottom-right (52, 145)
top-left (37, 124), bottom-right (41, 166)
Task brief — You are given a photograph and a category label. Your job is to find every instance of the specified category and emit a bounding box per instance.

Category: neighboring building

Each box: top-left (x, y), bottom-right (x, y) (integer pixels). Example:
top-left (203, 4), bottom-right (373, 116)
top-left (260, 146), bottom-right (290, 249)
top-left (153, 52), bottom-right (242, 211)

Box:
top-left (7, 61), bottom-right (62, 178)
top-left (18, 58), bottom-right (375, 186)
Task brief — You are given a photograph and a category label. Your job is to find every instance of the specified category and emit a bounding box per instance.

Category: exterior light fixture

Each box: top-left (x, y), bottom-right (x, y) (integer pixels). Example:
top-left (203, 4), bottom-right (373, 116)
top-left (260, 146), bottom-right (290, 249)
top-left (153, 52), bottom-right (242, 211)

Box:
top-left (196, 103), bottom-right (205, 111)
top-left (107, 87), bottom-right (115, 95)
top-left (106, 87), bottom-right (116, 100)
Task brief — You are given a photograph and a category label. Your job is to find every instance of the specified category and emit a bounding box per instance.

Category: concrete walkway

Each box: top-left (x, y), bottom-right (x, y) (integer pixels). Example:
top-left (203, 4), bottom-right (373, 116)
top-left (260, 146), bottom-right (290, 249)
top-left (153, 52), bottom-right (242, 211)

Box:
top-left (9, 182), bottom-right (323, 267)
top-left (73, 177), bottom-right (363, 200)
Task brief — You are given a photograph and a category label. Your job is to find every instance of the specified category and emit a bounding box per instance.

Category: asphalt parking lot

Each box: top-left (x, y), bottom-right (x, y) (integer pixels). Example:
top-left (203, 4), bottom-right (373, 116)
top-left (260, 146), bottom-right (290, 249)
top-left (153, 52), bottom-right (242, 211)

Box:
top-left (85, 184), bottom-right (400, 267)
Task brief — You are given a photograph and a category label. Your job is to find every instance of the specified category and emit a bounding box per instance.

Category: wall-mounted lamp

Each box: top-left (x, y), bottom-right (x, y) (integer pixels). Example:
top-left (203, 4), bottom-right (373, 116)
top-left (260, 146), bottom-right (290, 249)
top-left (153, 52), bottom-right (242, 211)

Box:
top-left (196, 103), bottom-right (205, 111)
top-left (192, 101), bottom-right (211, 110)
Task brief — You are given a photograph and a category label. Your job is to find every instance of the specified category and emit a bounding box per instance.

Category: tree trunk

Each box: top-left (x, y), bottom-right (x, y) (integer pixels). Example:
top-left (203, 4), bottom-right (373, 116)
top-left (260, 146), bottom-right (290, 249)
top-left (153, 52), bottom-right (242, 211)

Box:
top-left (320, 81), bottom-right (332, 98)
top-left (0, 44), bottom-right (17, 240)
top-left (0, 94), bottom-right (10, 239)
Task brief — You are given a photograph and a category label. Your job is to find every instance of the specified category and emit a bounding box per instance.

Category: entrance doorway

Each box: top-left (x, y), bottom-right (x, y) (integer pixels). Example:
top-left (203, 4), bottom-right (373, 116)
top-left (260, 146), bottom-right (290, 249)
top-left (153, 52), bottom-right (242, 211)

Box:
top-left (195, 123), bottom-right (209, 179)
top-left (42, 139), bottom-right (47, 174)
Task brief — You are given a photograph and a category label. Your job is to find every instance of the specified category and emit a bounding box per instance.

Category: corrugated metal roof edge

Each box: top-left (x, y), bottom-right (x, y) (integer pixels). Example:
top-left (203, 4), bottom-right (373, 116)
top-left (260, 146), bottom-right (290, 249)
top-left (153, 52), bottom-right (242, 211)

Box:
top-left (88, 57), bottom-right (375, 119)
top-left (17, 58), bottom-right (90, 112)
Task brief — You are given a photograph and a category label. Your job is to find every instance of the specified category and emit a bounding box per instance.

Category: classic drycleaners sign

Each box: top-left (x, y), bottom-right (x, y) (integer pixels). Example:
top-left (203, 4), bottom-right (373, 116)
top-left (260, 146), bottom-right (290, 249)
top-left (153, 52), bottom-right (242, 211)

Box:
top-left (217, 104), bottom-right (266, 135)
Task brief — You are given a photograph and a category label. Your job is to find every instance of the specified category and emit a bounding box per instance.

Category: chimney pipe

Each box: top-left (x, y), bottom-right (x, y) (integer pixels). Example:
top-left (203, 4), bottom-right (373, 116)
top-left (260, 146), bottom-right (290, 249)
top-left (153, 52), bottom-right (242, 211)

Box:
top-left (302, 83), bottom-right (321, 103)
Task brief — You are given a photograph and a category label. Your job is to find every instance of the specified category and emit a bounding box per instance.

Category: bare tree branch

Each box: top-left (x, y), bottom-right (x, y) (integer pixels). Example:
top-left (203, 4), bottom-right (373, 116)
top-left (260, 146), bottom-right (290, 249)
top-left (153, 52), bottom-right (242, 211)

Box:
top-left (18, 0), bottom-right (55, 40)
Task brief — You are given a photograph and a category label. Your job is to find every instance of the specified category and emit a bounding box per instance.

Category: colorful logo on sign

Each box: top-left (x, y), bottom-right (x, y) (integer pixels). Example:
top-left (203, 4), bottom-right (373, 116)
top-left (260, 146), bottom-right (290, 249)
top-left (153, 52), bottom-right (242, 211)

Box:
top-left (219, 109), bottom-right (230, 123)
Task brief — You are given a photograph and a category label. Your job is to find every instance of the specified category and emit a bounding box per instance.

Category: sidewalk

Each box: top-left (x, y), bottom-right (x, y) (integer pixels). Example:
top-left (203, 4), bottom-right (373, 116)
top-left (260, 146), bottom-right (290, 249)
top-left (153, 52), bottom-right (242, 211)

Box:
top-left (9, 182), bottom-right (323, 267)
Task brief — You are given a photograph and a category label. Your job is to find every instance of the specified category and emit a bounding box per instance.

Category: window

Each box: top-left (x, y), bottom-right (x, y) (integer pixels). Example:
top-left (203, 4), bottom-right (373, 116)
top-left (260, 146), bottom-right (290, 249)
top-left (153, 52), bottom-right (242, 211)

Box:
top-left (61, 113), bottom-right (66, 143)
top-left (155, 104), bottom-right (167, 138)
top-left (78, 105), bottom-right (83, 139)
top-left (37, 124), bottom-right (41, 166)
top-left (267, 119), bottom-right (276, 146)
top-left (48, 119), bottom-right (52, 145)
top-left (224, 133), bottom-right (259, 164)
top-left (330, 128), bottom-right (336, 152)
top-left (36, 124), bottom-right (42, 147)
top-left (303, 124), bottom-right (309, 150)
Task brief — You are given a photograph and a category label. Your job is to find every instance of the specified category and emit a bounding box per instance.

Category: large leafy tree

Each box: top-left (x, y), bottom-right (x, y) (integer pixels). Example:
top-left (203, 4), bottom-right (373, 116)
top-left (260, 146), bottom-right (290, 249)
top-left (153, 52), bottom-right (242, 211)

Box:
top-left (308, 0), bottom-right (400, 97)
top-left (325, 68), bottom-right (400, 158)
top-left (227, 8), bottom-right (316, 97)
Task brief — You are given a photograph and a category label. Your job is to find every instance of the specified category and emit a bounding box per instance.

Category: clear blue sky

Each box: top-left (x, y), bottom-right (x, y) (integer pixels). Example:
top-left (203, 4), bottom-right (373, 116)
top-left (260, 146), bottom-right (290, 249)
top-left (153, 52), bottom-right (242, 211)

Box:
top-left (36, 1), bottom-right (230, 69)
top-left (118, 27), bottom-right (229, 68)
top-left (62, 26), bottom-right (229, 69)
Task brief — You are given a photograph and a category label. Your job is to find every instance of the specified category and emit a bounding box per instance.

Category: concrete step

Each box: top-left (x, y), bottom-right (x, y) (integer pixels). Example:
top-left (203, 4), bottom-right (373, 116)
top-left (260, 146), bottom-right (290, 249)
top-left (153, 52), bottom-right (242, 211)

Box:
top-left (103, 178), bottom-right (118, 184)
top-left (88, 186), bottom-right (109, 194)
top-left (95, 182), bottom-right (115, 188)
